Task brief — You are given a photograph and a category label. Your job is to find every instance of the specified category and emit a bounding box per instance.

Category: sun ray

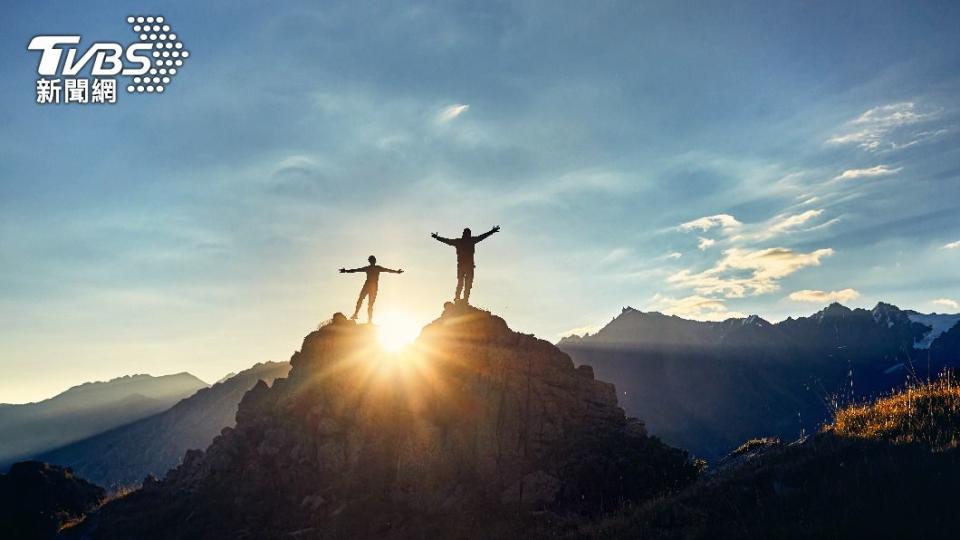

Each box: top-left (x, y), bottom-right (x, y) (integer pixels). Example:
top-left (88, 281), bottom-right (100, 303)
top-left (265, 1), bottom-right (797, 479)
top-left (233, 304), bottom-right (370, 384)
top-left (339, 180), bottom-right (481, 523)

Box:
top-left (376, 310), bottom-right (421, 351)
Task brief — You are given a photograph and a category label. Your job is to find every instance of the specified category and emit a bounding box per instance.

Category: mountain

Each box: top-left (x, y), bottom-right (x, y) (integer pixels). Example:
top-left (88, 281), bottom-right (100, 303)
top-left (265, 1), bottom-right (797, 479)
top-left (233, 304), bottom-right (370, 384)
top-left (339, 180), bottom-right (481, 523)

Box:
top-left (36, 362), bottom-right (291, 490)
top-left (559, 302), bottom-right (960, 460)
top-left (0, 461), bottom-right (105, 540)
top-left (0, 373), bottom-right (208, 467)
top-left (71, 304), bottom-right (698, 539)
top-left (905, 310), bottom-right (960, 349)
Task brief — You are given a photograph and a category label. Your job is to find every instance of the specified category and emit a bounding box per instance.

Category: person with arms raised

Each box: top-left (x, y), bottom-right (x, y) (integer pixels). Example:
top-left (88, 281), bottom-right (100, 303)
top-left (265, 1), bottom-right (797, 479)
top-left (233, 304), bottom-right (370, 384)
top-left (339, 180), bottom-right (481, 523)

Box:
top-left (431, 226), bottom-right (500, 304)
top-left (339, 255), bottom-right (403, 323)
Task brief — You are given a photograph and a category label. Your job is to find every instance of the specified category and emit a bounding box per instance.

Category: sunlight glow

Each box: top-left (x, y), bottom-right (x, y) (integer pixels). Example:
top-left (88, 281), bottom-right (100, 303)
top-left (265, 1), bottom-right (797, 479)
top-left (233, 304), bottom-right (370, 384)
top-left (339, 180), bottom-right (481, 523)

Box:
top-left (376, 311), bottom-right (421, 351)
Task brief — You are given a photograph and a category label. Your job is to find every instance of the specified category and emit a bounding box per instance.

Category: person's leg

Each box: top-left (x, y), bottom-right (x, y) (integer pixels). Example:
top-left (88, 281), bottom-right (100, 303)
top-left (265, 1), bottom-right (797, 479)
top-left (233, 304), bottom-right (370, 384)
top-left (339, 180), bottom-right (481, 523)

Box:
top-left (463, 266), bottom-right (475, 303)
top-left (367, 286), bottom-right (378, 323)
top-left (454, 266), bottom-right (465, 301)
top-left (352, 286), bottom-right (367, 319)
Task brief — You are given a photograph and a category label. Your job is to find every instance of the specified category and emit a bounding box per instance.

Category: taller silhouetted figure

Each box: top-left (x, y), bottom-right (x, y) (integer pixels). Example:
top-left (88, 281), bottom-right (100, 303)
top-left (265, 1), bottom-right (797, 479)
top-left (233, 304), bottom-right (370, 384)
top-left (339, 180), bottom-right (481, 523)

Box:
top-left (431, 226), bottom-right (500, 304)
top-left (339, 255), bottom-right (403, 323)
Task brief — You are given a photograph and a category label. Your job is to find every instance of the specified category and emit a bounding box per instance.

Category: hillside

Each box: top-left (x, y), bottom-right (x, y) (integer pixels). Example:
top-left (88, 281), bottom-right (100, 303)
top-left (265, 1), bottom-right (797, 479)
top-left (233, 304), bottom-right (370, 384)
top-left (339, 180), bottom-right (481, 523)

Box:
top-left (559, 302), bottom-right (960, 459)
top-left (0, 461), bottom-right (105, 540)
top-left (71, 304), bottom-right (698, 539)
top-left (0, 373), bottom-right (208, 466)
top-left (566, 378), bottom-right (960, 539)
top-left (37, 362), bottom-right (290, 490)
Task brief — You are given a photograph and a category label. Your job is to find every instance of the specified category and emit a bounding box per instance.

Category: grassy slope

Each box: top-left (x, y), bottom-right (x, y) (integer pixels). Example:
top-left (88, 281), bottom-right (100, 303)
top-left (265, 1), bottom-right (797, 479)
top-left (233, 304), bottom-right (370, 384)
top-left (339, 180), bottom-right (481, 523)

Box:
top-left (555, 376), bottom-right (960, 539)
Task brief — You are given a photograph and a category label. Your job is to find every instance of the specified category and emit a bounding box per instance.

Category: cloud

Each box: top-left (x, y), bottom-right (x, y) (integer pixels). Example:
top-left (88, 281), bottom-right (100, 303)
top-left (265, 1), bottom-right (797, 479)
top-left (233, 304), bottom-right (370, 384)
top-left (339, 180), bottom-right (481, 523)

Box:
top-left (834, 165), bottom-right (902, 181)
top-left (932, 298), bottom-right (960, 310)
top-left (661, 251), bottom-right (683, 260)
top-left (765, 209), bottom-right (824, 236)
top-left (503, 168), bottom-right (626, 207)
top-left (437, 103), bottom-right (469, 123)
top-left (668, 247), bottom-right (834, 298)
top-left (788, 288), bottom-right (861, 304)
top-left (943, 240), bottom-right (960, 250)
top-left (681, 211), bottom-right (829, 245)
top-left (601, 247), bottom-right (631, 265)
top-left (273, 155), bottom-right (319, 176)
top-left (827, 102), bottom-right (941, 151)
top-left (679, 214), bottom-right (742, 233)
top-left (649, 294), bottom-right (746, 322)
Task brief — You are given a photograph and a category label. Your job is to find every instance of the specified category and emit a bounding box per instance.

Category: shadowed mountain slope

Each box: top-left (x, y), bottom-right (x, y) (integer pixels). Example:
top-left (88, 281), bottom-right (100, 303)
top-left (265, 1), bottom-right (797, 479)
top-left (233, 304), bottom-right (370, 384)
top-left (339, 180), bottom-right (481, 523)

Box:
top-left (0, 373), bottom-right (208, 467)
top-left (37, 362), bottom-right (291, 490)
top-left (566, 378), bottom-right (960, 539)
top-left (559, 302), bottom-right (960, 459)
top-left (0, 461), bottom-right (105, 540)
top-left (73, 304), bottom-right (697, 539)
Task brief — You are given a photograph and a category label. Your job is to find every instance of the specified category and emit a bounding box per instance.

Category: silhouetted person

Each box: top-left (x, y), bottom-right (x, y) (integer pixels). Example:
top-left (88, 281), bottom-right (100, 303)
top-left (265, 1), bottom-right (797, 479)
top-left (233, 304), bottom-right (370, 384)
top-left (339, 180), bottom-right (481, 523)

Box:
top-left (339, 255), bottom-right (403, 323)
top-left (431, 226), bottom-right (500, 303)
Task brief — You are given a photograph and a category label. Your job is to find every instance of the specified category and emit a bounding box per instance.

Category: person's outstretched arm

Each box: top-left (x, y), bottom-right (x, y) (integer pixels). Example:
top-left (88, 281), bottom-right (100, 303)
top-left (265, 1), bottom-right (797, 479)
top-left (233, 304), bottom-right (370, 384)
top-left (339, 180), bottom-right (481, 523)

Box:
top-left (339, 266), bottom-right (364, 273)
top-left (378, 266), bottom-right (404, 274)
top-left (475, 225), bottom-right (501, 242)
top-left (431, 232), bottom-right (455, 246)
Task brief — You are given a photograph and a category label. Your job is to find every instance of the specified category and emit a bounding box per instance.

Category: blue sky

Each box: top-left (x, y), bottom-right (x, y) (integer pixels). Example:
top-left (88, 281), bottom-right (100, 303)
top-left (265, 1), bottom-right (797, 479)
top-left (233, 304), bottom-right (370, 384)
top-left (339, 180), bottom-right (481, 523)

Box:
top-left (2, 1), bottom-right (959, 402)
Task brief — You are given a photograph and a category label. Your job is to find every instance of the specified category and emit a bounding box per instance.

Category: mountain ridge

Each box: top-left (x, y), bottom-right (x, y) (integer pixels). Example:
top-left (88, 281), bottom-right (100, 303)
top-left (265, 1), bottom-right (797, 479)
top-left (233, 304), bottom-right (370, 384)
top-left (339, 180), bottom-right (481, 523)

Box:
top-left (558, 301), bottom-right (960, 459)
top-left (560, 301), bottom-right (959, 350)
top-left (36, 362), bottom-right (291, 490)
top-left (0, 373), bottom-right (208, 467)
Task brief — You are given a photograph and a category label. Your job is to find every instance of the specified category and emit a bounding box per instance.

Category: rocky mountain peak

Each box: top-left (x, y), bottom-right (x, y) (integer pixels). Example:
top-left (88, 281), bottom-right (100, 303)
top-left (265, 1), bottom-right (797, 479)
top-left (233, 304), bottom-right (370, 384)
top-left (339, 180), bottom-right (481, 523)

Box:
top-left (79, 304), bottom-right (696, 538)
top-left (816, 302), bottom-right (853, 321)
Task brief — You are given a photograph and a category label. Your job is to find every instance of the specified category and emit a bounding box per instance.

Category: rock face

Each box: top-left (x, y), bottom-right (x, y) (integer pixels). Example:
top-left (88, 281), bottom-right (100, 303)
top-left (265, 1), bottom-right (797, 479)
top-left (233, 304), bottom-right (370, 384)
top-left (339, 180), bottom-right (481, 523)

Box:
top-left (78, 304), bottom-right (696, 539)
top-left (0, 461), bottom-right (105, 539)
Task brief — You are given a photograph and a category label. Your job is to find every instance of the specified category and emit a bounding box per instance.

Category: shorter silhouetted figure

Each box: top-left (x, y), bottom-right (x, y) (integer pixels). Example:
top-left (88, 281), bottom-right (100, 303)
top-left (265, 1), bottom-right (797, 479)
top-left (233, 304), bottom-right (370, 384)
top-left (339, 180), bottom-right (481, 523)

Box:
top-left (339, 255), bottom-right (403, 323)
top-left (431, 226), bottom-right (500, 304)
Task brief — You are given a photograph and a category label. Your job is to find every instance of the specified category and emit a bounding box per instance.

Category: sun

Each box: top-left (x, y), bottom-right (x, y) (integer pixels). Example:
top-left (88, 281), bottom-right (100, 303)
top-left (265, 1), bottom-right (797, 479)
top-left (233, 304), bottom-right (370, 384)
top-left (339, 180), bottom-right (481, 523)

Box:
top-left (375, 310), bottom-right (421, 351)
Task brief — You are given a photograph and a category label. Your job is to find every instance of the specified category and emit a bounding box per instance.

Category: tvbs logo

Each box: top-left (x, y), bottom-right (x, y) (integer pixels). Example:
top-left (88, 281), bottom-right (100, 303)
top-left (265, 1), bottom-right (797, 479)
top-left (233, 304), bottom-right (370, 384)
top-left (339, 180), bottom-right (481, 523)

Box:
top-left (28, 15), bottom-right (189, 105)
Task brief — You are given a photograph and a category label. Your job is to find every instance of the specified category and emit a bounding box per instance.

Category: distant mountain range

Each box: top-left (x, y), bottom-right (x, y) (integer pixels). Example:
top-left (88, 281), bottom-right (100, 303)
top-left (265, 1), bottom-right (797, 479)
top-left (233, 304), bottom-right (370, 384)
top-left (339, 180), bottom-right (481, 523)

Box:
top-left (36, 362), bottom-right (290, 490)
top-left (559, 302), bottom-right (960, 460)
top-left (0, 373), bottom-right (208, 466)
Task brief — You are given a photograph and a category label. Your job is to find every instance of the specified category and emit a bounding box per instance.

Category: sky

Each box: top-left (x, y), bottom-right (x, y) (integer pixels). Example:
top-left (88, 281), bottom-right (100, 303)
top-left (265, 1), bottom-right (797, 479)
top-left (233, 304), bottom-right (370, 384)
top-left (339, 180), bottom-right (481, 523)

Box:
top-left (2, 0), bottom-right (959, 403)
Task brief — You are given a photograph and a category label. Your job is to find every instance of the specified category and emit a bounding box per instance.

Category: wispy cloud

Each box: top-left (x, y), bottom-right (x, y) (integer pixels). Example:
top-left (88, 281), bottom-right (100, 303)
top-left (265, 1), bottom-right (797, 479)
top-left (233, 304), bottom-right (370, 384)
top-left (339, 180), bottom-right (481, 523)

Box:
top-left (437, 103), bottom-right (469, 123)
top-left (834, 165), bottom-right (902, 181)
top-left (788, 288), bottom-right (860, 304)
top-left (668, 247), bottom-right (834, 298)
top-left (649, 294), bottom-right (746, 321)
top-left (698, 210), bottom-right (832, 243)
top-left (661, 251), bottom-right (683, 260)
top-left (697, 237), bottom-right (715, 250)
top-left (273, 155), bottom-right (319, 176)
top-left (827, 102), bottom-right (941, 151)
top-left (943, 240), bottom-right (960, 250)
top-left (932, 298), bottom-right (960, 310)
top-left (601, 247), bottom-right (632, 265)
top-left (503, 168), bottom-right (626, 207)
top-left (679, 214), bottom-right (742, 233)
top-left (765, 209), bottom-right (824, 236)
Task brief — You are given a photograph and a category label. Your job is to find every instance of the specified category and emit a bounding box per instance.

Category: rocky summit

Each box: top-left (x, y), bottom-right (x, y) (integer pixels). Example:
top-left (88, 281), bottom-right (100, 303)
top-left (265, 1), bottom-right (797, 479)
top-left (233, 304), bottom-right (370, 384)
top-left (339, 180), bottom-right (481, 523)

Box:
top-left (73, 303), bottom-right (696, 539)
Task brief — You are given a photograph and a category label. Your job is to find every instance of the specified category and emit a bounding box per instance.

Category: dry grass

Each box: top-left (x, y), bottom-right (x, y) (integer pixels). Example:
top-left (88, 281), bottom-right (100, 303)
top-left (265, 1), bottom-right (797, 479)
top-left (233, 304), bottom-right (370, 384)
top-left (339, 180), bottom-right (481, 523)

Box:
top-left (829, 373), bottom-right (960, 451)
top-left (106, 484), bottom-right (138, 501)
